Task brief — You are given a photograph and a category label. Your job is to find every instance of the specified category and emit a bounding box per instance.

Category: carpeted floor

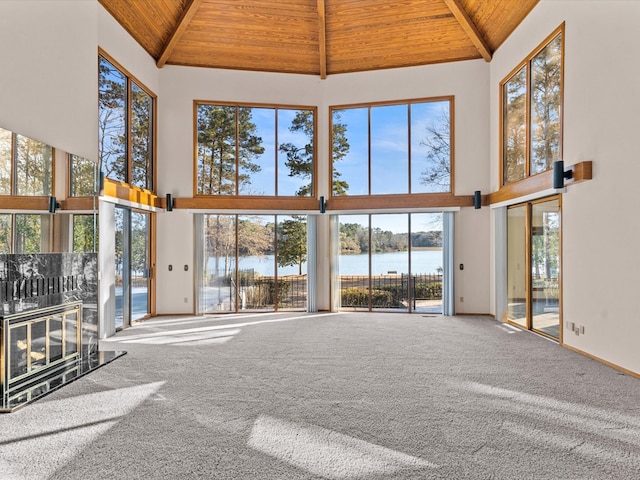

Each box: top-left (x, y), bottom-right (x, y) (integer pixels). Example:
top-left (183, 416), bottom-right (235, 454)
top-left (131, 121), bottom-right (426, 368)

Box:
top-left (1, 312), bottom-right (639, 479)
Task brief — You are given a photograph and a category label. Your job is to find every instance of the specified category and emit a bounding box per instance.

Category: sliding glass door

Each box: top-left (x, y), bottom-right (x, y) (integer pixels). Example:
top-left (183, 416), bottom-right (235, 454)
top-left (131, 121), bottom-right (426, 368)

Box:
top-left (115, 206), bottom-right (151, 328)
top-left (196, 214), bottom-right (308, 314)
top-left (531, 200), bottom-right (560, 337)
top-left (337, 213), bottom-right (444, 313)
top-left (507, 206), bottom-right (527, 327)
top-left (506, 197), bottom-right (561, 339)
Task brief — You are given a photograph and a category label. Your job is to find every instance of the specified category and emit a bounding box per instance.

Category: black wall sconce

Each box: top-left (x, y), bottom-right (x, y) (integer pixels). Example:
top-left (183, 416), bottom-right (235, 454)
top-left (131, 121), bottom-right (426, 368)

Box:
top-left (474, 190), bottom-right (482, 209)
top-left (48, 196), bottom-right (60, 213)
top-left (553, 160), bottom-right (573, 189)
top-left (319, 195), bottom-right (326, 214)
top-left (166, 194), bottom-right (174, 212)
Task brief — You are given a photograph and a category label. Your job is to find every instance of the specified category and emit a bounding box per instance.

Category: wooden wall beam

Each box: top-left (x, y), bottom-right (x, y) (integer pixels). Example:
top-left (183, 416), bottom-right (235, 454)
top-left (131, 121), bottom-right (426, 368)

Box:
top-left (103, 178), bottom-right (159, 207)
top-left (171, 196), bottom-right (319, 211)
top-left (489, 161), bottom-right (593, 205)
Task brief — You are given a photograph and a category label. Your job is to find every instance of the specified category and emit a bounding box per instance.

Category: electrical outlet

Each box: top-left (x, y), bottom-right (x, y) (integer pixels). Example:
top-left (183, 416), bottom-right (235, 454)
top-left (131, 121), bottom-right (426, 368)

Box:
top-left (460, 296), bottom-right (464, 302)
top-left (184, 297), bottom-right (188, 303)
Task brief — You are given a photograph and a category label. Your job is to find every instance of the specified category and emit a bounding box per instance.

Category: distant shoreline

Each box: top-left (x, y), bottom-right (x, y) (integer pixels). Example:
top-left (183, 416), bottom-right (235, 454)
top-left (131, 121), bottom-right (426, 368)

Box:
top-left (341, 246), bottom-right (443, 254)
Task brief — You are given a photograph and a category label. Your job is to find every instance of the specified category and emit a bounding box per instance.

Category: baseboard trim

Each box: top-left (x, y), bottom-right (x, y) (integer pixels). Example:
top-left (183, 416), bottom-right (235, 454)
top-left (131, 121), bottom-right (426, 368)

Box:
top-left (562, 343), bottom-right (640, 379)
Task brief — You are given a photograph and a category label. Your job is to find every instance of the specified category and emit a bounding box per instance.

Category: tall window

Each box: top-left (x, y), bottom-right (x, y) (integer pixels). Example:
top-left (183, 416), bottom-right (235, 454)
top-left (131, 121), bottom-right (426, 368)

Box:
top-left (0, 127), bottom-right (53, 196)
top-left (69, 154), bottom-right (98, 197)
top-left (99, 52), bottom-right (155, 191)
top-left (502, 25), bottom-right (563, 185)
top-left (330, 97), bottom-right (453, 197)
top-left (195, 102), bottom-right (316, 197)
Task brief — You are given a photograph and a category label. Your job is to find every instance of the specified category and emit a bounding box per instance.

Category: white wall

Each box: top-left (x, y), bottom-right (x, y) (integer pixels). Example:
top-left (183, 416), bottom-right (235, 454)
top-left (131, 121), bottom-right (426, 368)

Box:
top-left (96, 3), bottom-right (162, 322)
top-left (97, 4), bottom-right (160, 95)
top-left (323, 63), bottom-right (491, 314)
top-left (490, 0), bottom-right (640, 374)
top-left (156, 67), bottom-right (324, 313)
top-left (0, 1), bottom-right (98, 161)
top-left (156, 61), bottom-right (492, 313)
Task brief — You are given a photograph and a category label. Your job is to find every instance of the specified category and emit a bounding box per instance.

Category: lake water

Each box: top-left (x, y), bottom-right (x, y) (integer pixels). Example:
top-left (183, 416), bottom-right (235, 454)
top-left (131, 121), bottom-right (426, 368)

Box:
top-left (210, 250), bottom-right (443, 276)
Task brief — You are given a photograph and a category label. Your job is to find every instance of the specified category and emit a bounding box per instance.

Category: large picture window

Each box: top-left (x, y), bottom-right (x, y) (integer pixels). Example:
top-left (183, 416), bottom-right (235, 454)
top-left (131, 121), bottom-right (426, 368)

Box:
top-left (502, 25), bottom-right (563, 186)
top-left (330, 97), bottom-right (453, 197)
top-left (99, 52), bottom-right (155, 191)
top-left (195, 102), bottom-right (316, 197)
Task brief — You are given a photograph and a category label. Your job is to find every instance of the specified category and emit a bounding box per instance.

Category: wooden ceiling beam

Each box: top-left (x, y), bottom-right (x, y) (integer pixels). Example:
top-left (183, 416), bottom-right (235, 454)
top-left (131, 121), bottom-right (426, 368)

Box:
top-left (443, 0), bottom-right (492, 62)
top-left (317, 0), bottom-right (327, 79)
top-left (157, 0), bottom-right (203, 68)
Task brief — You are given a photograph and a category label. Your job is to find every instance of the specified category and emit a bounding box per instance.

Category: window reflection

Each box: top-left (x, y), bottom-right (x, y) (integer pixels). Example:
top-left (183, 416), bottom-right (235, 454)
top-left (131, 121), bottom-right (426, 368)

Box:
top-left (49, 316), bottom-right (63, 362)
top-left (30, 320), bottom-right (47, 368)
top-left (10, 325), bottom-right (28, 378)
top-left (65, 313), bottom-right (78, 355)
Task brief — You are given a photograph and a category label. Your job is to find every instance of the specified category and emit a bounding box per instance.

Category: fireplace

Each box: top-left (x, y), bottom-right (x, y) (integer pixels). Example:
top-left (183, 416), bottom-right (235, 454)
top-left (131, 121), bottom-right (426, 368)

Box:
top-left (2, 301), bottom-right (82, 406)
top-left (0, 253), bottom-right (124, 411)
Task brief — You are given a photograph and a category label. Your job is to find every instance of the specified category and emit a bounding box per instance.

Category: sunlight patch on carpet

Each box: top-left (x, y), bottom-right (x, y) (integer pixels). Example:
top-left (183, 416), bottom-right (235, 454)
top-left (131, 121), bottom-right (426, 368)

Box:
top-left (248, 415), bottom-right (438, 478)
top-left (0, 381), bottom-right (165, 480)
top-left (451, 381), bottom-right (640, 464)
top-left (117, 328), bottom-right (241, 345)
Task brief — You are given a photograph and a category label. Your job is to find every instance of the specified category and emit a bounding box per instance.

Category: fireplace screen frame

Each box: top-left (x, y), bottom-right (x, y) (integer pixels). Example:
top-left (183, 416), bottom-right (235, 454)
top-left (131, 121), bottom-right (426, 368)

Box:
top-left (1, 301), bottom-right (82, 403)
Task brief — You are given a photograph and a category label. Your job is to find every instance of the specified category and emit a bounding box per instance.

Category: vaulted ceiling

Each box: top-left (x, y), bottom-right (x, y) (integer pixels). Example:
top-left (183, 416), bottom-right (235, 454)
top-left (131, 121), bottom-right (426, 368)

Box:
top-left (99, 0), bottom-right (538, 78)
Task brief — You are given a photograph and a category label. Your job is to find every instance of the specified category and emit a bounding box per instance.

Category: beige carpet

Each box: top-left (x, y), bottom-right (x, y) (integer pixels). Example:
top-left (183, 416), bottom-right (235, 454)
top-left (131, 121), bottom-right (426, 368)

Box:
top-left (1, 312), bottom-right (639, 479)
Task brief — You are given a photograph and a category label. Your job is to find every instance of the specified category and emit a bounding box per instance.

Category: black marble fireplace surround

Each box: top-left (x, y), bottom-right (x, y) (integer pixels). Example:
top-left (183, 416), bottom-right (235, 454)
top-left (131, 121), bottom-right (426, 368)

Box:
top-left (0, 253), bottom-right (124, 412)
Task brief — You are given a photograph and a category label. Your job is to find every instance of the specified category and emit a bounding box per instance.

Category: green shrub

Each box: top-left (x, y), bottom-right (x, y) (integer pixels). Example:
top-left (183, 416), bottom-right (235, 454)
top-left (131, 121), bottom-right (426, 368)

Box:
top-left (414, 282), bottom-right (442, 300)
top-left (341, 287), bottom-right (394, 307)
top-left (241, 277), bottom-right (291, 307)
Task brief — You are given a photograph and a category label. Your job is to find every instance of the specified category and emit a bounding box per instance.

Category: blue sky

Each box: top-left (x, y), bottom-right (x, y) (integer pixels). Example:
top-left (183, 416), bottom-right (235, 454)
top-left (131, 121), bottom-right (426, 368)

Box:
top-left (244, 99), bottom-right (451, 198)
top-left (333, 100), bottom-right (450, 196)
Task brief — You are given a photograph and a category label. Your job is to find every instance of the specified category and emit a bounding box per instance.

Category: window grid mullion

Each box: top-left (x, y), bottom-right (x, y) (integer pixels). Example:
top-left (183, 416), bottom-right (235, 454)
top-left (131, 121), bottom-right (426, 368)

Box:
top-left (407, 103), bottom-right (412, 194)
top-left (275, 108), bottom-right (279, 196)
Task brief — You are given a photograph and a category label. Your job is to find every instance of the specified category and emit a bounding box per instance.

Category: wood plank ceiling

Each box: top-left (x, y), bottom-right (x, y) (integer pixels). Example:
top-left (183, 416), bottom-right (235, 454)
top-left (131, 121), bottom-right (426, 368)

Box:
top-left (99, 0), bottom-right (539, 78)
